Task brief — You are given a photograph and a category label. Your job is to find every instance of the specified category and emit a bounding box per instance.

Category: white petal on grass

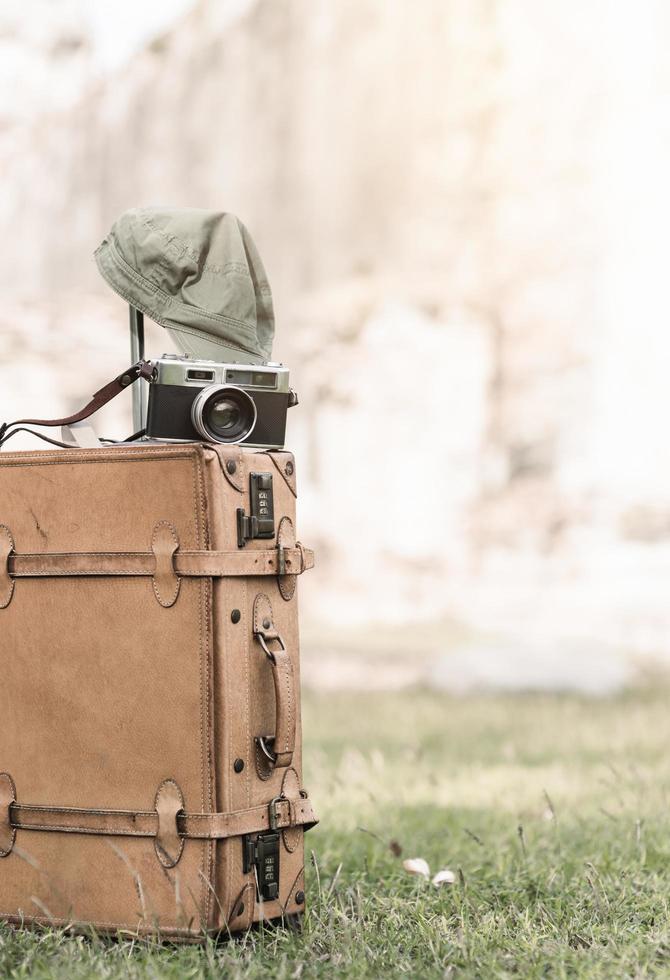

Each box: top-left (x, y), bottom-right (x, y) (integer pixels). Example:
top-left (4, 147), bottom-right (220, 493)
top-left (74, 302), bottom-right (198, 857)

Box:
top-left (402, 857), bottom-right (430, 879)
top-left (432, 869), bottom-right (456, 886)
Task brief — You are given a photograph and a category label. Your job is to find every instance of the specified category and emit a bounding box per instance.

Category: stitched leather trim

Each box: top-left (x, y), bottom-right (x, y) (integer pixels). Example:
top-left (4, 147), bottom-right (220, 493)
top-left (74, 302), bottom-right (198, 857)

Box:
top-left (0, 526), bottom-right (15, 609)
top-left (0, 773), bottom-right (17, 856)
top-left (228, 881), bottom-right (256, 931)
top-left (277, 516), bottom-right (297, 601)
top-left (213, 446), bottom-right (245, 492)
top-left (253, 593), bottom-right (277, 638)
top-left (151, 522), bottom-right (181, 607)
top-left (7, 796), bottom-right (317, 840)
top-left (269, 452), bottom-right (297, 497)
top-left (6, 546), bottom-right (314, 579)
top-left (280, 768), bottom-right (303, 854)
top-left (154, 779), bottom-right (185, 867)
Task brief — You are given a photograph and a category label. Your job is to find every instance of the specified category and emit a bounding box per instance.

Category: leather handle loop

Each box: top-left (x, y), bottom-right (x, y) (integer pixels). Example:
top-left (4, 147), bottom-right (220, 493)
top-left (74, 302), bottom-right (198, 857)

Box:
top-left (253, 594), bottom-right (296, 770)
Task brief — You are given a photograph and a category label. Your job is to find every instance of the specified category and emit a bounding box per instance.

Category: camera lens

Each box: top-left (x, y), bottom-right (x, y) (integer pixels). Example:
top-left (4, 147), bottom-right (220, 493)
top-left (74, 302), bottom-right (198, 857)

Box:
top-left (210, 398), bottom-right (241, 433)
top-left (191, 385), bottom-right (257, 444)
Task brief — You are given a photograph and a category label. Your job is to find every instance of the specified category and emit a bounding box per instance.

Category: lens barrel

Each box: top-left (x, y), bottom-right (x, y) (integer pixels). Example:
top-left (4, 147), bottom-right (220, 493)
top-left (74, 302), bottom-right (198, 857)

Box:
top-left (191, 385), bottom-right (257, 444)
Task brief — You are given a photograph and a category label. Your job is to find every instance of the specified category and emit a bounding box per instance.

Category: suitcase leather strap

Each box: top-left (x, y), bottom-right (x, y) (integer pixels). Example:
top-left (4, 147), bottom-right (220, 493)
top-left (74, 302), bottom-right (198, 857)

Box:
top-left (4, 547), bottom-right (313, 579)
top-left (1, 521), bottom-right (314, 608)
top-left (3, 791), bottom-right (317, 852)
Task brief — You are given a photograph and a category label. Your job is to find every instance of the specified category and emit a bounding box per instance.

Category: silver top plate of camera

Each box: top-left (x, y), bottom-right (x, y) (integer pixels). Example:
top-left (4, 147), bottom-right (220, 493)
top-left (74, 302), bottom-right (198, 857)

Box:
top-left (154, 354), bottom-right (290, 392)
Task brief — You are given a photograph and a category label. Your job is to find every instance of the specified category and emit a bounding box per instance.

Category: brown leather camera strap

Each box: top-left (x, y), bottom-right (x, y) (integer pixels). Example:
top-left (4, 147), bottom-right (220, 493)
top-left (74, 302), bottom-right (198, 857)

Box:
top-left (0, 361), bottom-right (153, 439)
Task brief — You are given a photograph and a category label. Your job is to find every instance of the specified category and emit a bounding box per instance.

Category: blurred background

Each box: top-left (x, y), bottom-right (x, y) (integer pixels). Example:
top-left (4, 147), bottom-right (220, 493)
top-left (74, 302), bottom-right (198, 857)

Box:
top-left (2, 0), bottom-right (670, 695)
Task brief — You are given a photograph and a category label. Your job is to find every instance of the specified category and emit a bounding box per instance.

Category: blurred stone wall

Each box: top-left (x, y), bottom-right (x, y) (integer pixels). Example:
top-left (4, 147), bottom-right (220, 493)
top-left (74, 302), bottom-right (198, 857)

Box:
top-left (2, 0), bottom-right (670, 670)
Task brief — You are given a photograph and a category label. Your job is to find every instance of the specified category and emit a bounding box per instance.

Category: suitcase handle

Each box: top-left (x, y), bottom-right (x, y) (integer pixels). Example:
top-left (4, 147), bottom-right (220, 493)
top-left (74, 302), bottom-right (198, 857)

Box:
top-left (253, 594), bottom-right (296, 770)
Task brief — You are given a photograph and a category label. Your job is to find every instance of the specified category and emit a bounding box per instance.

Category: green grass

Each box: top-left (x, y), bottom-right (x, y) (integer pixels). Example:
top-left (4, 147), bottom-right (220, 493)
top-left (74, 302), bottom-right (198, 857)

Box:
top-left (3, 686), bottom-right (670, 978)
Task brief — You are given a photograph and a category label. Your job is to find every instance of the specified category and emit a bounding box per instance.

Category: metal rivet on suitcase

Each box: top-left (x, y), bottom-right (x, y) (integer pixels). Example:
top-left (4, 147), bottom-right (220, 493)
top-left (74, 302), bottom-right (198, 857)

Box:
top-left (231, 609), bottom-right (241, 623)
top-left (284, 461), bottom-right (294, 476)
top-left (226, 460), bottom-right (237, 474)
top-left (295, 891), bottom-right (305, 905)
top-left (234, 758), bottom-right (245, 773)
top-left (262, 618), bottom-right (271, 629)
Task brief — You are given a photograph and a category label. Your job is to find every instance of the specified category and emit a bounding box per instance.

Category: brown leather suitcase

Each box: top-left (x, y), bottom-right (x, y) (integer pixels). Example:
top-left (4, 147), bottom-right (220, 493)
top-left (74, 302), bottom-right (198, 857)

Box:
top-left (0, 441), bottom-right (317, 939)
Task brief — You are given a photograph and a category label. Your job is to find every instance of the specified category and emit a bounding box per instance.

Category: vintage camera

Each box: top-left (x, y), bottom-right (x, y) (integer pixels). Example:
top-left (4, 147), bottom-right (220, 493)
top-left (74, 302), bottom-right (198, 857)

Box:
top-left (145, 354), bottom-right (295, 449)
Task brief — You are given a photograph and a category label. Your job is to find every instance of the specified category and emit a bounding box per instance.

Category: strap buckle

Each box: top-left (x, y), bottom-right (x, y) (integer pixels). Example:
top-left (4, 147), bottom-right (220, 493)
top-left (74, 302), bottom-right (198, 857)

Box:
top-left (268, 794), bottom-right (288, 831)
top-left (277, 544), bottom-right (287, 577)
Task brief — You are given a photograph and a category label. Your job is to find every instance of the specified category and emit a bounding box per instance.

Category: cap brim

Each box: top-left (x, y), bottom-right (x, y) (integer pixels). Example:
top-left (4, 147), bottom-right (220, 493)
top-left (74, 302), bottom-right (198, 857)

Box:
top-left (166, 327), bottom-right (266, 365)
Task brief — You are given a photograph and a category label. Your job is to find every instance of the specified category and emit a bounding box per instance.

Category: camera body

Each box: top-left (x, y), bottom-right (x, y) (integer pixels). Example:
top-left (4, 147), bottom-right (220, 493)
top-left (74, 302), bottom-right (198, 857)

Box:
top-left (146, 354), bottom-right (293, 449)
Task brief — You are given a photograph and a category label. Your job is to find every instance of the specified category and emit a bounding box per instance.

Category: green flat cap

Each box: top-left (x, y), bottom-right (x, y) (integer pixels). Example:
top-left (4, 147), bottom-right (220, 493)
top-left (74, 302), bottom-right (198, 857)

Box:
top-left (95, 207), bottom-right (274, 363)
